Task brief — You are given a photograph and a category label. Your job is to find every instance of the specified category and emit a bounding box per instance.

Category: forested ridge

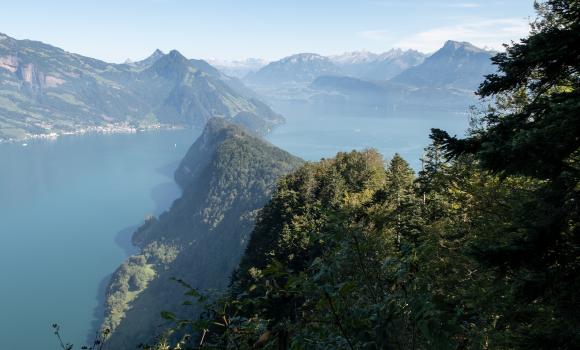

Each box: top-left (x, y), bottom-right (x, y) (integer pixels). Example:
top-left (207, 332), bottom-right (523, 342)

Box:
top-left (141, 1), bottom-right (579, 349)
top-left (97, 118), bottom-right (303, 349)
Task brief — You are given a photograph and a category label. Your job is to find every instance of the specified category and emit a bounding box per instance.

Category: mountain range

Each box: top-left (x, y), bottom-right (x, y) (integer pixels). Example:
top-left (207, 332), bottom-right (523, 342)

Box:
top-left (245, 41), bottom-right (494, 91)
top-left (0, 33), bottom-right (282, 141)
top-left (244, 53), bottom-right (343, 86)
top-left (241, 40), bottom-right (496, 111)
top-left (214, 48), bottom-right (427, 84)
top-left (330, 48), bottom-right (427, 80)
top-left (0, 32), bottom-right (498, 141)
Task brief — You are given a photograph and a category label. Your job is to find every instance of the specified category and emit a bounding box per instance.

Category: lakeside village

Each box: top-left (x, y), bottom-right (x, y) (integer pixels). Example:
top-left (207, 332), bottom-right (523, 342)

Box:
top-left (1, 122), bottom-right (184, 145)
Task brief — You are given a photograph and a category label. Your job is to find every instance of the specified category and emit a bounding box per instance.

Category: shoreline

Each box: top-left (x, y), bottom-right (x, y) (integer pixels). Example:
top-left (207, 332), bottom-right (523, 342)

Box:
top-left (87, 164), bottom-right (184, 344)
top-left (0, 123), bottom-right (188, 144)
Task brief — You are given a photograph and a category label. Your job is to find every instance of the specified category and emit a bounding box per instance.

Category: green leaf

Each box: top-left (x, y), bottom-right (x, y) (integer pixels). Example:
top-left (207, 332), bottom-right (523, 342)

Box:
top-left (160, 311), bottom-right (177, 320)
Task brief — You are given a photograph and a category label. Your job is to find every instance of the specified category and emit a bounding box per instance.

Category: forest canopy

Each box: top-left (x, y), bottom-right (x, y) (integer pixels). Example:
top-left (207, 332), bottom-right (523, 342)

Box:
top-left (149, 1), bottom-right (579, 349)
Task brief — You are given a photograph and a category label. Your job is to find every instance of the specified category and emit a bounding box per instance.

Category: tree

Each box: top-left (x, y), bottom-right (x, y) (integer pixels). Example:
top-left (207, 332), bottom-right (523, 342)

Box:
top-left (430, 1), bottom-right (580, 347)
top-left (431, 0), bottom-right (580, 180)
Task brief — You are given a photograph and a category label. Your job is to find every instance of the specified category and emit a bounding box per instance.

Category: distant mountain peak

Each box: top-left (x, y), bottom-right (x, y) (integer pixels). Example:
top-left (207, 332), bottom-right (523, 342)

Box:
top-left (377, 48), bottom-right (416, 59)
top-left (329, 48), bottom-right (426, 80)
top-left (167, 49), bottom-right (186, 59)
top-left (331, 48), bottom-right (425, 66)
top-left (148, 50), bottom-right (193, 79)
top-left (143, 49), bottom-right (165, 61)
top-left (129, 49), bottom-right (166, 68)
top-left (444, 40), bottom-right (466, 47)
top-left (281, 53), bottom-right (329, 63)
top-left (245, 52), bottom-right (342, 85)
top-left (330, 50), bottom-right (379, 64)
top-left (390, 40), bottom-right (495, 90)
top-left (154, 49), bottom-right (189, 66)
top-left (441, 40), bottom-right (488, 53)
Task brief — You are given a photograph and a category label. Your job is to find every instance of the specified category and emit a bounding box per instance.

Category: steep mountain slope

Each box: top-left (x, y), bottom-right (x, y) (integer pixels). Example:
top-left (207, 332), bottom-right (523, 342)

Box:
top-left (244, 53), bottom-right (343, 86)
top-left (0, 33), bottom-right (282, 141)
top-left (100, 118), bottom-right (303, 349)
top-left (331, 49), bottom-right (426, 80)
top-left (188, 57), bottom-right (262, 100)
top-left (390, 40), bottom-right (495, 90)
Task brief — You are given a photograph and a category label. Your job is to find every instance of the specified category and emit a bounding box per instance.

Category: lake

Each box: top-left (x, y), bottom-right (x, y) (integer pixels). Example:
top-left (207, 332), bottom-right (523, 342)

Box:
top-left (0, 104), bottom-right (469, 349)
top-left (266, 102), bottom-right (470, 170)
top-left (0, 129), bottom-right (200, 350)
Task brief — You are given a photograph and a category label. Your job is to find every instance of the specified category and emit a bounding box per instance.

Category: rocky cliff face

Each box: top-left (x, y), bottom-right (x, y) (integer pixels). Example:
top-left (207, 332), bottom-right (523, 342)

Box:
top-left (0, 54), bottom-right (65, 91)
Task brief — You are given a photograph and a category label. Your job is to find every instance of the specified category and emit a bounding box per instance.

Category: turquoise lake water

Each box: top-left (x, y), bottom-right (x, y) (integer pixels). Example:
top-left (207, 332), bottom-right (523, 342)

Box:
top-left (0, 129), bottom-right (200, 350)
top-left (266, 102), bottom-right (470, 170)
top-left (0, 104), bottom-right (469, 349)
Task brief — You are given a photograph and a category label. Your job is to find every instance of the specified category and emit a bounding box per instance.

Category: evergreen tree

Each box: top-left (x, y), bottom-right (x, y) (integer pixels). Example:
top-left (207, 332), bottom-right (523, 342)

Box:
top-left (431, 0), bottom-right (579, 179)
top-left (430, 1), bottom-right (580, 347)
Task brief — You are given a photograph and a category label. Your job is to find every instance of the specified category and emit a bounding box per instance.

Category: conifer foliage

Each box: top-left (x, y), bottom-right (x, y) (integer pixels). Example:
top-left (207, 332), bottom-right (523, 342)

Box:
top-left (139, 2), bottom-right (579, 349)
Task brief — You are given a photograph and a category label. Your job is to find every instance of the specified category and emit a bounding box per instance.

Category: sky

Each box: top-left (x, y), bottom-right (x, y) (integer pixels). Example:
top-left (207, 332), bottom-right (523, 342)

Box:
top-left (0, 0), bottom-right (536, 63)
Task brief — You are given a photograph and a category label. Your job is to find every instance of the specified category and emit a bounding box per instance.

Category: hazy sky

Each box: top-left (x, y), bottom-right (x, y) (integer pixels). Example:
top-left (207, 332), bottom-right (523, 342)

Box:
top-left (0, 0), bottom-right (536, 63)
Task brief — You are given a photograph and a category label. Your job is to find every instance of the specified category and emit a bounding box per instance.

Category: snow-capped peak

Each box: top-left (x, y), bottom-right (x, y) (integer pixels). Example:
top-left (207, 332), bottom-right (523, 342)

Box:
top-left (330, 50), bottom-right (379, 64)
